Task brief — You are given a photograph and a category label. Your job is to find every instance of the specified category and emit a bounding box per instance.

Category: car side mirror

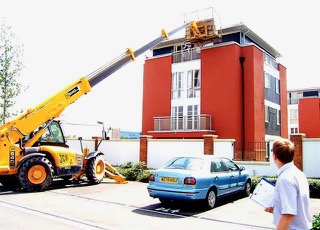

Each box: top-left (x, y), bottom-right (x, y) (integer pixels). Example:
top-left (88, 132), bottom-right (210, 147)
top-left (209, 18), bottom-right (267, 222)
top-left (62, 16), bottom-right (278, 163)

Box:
top-left (239, 166), bottom-right (245, 171)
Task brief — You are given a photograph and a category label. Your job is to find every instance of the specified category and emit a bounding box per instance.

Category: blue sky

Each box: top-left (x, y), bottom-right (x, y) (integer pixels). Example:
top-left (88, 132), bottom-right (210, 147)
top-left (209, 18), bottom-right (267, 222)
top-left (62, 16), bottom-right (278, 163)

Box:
top-left (1, 0), bottom-right (319, 136)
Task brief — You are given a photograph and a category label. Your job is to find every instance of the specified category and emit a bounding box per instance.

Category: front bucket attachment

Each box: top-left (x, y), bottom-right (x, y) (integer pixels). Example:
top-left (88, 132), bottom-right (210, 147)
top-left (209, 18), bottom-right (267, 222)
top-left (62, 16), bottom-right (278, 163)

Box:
top-left (105, 161), bottom-right (127, 184)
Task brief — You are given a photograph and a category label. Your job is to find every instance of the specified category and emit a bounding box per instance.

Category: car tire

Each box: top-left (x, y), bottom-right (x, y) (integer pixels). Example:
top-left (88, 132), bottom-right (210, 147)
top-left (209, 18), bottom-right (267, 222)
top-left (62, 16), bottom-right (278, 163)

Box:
top-left (159, 198), bottom-right (172, 207)
top-left (243, 180), bottom-right (251, 197)
top-left (205, 188), bottom-right (217, 209)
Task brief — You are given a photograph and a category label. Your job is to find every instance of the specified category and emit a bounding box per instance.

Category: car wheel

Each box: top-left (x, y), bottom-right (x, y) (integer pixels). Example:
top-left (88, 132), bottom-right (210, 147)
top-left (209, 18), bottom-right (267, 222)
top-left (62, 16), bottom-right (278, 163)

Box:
top-left (243, 180), bottom-right (251, 197)
top-left (205, 189), bottom-right (217, 209)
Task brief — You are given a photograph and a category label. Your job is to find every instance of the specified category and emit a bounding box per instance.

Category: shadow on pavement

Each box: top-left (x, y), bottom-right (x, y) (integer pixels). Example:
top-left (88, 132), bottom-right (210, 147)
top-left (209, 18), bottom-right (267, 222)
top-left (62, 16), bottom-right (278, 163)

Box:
top-left (132, 192), bottom-right (246, 218)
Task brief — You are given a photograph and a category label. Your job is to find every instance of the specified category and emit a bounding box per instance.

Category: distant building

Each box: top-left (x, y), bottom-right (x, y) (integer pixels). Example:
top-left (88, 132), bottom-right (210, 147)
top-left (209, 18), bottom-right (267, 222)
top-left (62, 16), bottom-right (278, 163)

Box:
top-left (288, 87), bottom-right (320, 137)
top-left (142, 22), bottom-right (287, 144)
top-left (120, 131), bottom-right (141, 139)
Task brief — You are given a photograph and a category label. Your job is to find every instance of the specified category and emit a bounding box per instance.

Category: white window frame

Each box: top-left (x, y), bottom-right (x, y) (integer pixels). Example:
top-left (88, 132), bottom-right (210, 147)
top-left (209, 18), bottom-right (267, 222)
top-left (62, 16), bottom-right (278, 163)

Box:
top-left (275, 79), bottom-right (280, 94)
top-left (264, 73), bottom-right (271, 89)
top-left (265, 105), bottom-right (270, 122)
top-left (172, 72), bottom-right (183, 99)
top-left (276, 109), bottom-right (281, 125)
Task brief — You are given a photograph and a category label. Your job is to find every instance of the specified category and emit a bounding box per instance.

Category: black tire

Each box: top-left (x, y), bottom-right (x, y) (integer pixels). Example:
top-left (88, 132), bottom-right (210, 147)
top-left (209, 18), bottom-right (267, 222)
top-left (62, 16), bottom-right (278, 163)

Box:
top-left (0, 176), bottom-right (21, 191)
top-left (85, 155), bottom-right (105, 184)
top-left (18, 156), bottom-right (54, 192)
top-left (204, 188), bottom-right (217, 209)
top-left (159, 198), bottom-right (172, 207)
top-left (243, 180), bottom-right (251, 197)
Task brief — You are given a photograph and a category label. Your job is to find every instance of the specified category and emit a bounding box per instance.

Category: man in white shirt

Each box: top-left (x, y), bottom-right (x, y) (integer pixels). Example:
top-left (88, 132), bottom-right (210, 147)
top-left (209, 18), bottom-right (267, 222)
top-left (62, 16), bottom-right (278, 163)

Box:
top-left (265, 138), bottom-right (312, 230)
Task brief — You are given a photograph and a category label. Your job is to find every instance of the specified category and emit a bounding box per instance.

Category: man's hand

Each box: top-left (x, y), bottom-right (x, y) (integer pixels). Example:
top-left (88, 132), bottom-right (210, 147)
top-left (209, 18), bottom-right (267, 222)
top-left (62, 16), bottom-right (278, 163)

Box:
top-left (264, 206), bottom-right (274, 213)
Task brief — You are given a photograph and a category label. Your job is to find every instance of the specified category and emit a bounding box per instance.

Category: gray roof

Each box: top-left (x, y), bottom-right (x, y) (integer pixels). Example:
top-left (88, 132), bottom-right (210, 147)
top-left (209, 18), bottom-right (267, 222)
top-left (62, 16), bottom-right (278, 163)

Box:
top-left (287, 86), bottom-right (320, 92)
top-left (152, 23), bottom-right (281, 58)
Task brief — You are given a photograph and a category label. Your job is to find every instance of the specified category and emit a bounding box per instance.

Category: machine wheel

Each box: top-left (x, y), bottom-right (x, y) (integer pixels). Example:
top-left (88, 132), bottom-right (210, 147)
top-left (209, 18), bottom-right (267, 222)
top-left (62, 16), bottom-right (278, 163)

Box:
top-left (204, 188), bottom-right (217, 209)
top-left (85, 155), bottom-right (105, 184)
top-left (18, 156), bottom-right (54, 192)
top-left (243, 180), bottom-right (251, 197)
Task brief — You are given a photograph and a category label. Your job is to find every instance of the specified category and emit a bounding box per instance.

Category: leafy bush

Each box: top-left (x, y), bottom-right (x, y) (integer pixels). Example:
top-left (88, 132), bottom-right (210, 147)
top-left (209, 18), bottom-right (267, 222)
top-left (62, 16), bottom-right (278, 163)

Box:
top-left (313, 213), bottom-right (320, 230)
top-left (309, 178), bottom-right (320, 199)
top-left (116, 161), bottom-right (150, 182)
top-left (251, 176), bottom-right (320, 199)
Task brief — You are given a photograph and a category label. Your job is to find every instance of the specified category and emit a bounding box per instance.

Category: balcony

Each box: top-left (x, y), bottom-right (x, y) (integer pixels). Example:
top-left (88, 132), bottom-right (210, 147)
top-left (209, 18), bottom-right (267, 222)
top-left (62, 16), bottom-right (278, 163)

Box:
top-left (153, 114), bottom-right (212, 132)
top-left (172, 48), bottom-right (201, 63)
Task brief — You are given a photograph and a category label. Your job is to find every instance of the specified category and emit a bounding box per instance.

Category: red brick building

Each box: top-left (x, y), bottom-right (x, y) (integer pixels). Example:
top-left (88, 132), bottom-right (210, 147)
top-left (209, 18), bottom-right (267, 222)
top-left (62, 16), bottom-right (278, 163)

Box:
top-left (141, 23), bottom-right (288, 145)
top-left (299, 98), bottom-right (320, 138)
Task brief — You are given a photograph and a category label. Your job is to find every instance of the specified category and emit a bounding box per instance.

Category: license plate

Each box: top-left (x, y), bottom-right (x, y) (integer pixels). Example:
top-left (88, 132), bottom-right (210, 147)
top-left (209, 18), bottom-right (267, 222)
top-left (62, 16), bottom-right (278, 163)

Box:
top-left (160, 177), bottom-right (178, 183)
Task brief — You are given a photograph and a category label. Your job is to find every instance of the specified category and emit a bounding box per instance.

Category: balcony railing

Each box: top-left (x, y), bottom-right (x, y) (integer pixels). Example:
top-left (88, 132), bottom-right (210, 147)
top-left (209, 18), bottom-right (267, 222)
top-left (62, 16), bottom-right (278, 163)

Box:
top-left (154, 114), bottom-right (212, 131)
top-left (172, 48), bottom-right (201, 63)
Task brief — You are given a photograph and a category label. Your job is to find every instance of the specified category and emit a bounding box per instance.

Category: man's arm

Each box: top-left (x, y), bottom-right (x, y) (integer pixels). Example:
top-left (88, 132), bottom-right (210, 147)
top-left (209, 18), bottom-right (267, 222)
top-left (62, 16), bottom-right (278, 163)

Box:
top-left (276, 214), bottom-right (294, 230)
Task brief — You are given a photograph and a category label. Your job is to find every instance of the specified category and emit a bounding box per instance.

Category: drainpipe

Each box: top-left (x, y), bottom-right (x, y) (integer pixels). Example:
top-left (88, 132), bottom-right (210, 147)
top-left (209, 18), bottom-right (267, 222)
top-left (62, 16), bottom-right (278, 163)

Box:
top-left (239, 57), bottom-right (246, 159)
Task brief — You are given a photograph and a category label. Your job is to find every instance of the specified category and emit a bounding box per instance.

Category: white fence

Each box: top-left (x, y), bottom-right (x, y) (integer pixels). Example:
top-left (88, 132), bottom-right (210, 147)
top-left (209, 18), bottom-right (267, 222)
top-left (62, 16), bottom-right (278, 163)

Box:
top-left (65, 138), bottom-right (320, 178)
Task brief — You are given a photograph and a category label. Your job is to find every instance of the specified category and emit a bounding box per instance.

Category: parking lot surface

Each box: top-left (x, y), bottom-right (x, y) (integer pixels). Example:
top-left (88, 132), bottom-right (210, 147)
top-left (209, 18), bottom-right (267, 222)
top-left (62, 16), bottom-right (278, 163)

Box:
top-left (0, 179), bottom-right (319, 230)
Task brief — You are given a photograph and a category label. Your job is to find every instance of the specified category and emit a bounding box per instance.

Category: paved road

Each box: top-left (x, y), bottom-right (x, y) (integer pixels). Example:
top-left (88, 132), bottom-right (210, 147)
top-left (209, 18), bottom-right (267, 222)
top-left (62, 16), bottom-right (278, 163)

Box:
top-left (0, 179), bottom-right (319, 230)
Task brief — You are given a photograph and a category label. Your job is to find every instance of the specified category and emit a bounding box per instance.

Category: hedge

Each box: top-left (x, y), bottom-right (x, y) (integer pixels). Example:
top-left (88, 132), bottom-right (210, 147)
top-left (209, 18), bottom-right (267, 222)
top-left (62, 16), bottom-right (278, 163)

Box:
top-left (251, 176), bottom-right (320, 199)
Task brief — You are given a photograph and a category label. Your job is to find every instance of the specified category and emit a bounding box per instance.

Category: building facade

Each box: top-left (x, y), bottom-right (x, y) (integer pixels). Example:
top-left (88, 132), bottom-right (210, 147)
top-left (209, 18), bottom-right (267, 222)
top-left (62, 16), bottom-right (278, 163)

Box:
top-left (141, 23), bottom-right (288, 144)
top-left (288, 87), bottom-right (320, 137)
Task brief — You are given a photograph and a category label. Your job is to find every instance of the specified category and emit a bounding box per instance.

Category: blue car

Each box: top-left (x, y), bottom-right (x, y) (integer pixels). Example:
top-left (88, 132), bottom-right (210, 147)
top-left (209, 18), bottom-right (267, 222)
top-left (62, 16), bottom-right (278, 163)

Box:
top-left (147, 155), bottom-right (251, 209)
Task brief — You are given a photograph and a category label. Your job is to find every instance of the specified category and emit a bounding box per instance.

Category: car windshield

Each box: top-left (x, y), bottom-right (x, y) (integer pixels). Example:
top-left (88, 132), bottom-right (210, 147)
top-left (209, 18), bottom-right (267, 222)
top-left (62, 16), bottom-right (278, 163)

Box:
top-left (165, 157), bottom-right (204, 170)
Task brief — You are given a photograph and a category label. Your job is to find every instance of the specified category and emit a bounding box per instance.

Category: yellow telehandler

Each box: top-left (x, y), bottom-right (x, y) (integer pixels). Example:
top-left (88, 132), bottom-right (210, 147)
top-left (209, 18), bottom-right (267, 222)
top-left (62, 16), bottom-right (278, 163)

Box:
top-left (0, 19), bottom-right (219, 192)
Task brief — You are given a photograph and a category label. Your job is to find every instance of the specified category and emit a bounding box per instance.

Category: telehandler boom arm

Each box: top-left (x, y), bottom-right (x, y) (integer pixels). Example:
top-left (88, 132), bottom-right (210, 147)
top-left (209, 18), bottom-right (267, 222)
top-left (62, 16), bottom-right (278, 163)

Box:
top-left (0, 23), bottom-right (188, 147)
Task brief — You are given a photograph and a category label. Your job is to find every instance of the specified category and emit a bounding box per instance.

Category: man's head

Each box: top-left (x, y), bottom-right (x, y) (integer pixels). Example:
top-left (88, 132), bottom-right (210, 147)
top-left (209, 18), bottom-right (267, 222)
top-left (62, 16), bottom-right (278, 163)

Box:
top-left (272, 139), bottom-right (295, 164)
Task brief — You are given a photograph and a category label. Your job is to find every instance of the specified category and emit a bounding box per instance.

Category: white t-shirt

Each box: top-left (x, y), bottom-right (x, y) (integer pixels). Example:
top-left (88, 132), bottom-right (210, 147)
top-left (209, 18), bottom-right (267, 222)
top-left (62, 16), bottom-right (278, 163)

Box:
top-left (273, 162), bottom-right (312, 229)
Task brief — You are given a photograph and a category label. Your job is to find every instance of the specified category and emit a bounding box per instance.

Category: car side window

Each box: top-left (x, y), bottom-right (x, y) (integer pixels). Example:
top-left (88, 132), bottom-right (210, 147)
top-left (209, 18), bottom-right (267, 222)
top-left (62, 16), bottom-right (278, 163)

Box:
top-left (221, 158), bottom-right (239, 171)
top-left (211, 159), bottom-right (225, 172)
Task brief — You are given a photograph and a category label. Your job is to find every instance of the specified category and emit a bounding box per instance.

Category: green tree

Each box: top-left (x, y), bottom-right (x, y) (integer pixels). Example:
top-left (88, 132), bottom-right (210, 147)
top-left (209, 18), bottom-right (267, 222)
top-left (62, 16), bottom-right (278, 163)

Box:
top-left (0, 18), bottom-right (24, 124)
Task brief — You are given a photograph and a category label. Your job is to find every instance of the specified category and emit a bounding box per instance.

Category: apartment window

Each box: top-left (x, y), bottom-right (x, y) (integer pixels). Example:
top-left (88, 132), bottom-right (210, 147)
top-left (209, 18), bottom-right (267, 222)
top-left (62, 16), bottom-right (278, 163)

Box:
top-left (290, 127), bottom-right (299, 134)
top-left (303, 90), bottom-right (319, 97)
top-left (275, 79), bottom-right (280, 94)
top-left (290, 92), bottom-right (303, 104)
top-left (187, 69), bottom-right (201, 98)
top-left (265, 106), bottom-right (270, 122)
top-left (172, 72), bottom-right (183, 99)
top-left (187, 105), bottom-right (199, 129)
top-left (264, 53), bottom-right (278, 69)
top-left (290, 109), bottom-right (298, 124)
top-left (276, 109), bottom-right (281, 125)
top-left (171, 106), bottom-right (183, 130)
top-left (264, 73), bottom-right (271, 89)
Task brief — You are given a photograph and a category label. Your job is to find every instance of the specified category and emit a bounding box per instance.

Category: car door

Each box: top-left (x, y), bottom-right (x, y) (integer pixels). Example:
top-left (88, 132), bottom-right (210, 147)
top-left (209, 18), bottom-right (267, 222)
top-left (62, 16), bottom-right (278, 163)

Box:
top-left (221, 158), bottom-right (241, 193)
top-left (210, 158), bottom-right (231, 196)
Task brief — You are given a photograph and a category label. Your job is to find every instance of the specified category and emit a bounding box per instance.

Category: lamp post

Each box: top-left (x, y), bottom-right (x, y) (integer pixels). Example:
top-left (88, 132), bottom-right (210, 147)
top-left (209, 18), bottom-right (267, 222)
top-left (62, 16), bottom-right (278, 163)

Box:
top-left (97, 121), bottom-right (107, 140)
top-left (96, 121), bottom-right (109, 150)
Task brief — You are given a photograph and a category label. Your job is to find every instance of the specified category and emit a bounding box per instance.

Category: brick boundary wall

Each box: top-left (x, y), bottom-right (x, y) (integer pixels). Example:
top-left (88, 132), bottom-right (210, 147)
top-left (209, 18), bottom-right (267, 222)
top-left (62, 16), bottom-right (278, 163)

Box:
top-left (290, 133), bottom-right (306, 171)
top-left (203, 134), bottom-right (218, 155)
top-left (139, 135), bottom-right (153, 165)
